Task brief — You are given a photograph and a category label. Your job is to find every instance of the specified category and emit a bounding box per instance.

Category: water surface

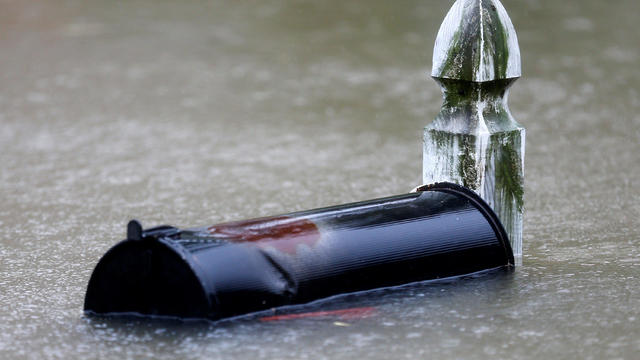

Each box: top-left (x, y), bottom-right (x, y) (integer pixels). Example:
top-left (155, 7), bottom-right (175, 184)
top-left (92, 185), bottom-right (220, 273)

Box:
top-left (1, 0), bottom-right (638, 358)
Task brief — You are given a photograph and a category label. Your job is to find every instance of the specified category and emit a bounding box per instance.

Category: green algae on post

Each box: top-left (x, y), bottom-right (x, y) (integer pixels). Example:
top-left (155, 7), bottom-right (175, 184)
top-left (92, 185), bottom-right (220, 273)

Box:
top-left (432, 0), bottom-right (520, 82)
top-left (424, 0), bottom-right (525, 258)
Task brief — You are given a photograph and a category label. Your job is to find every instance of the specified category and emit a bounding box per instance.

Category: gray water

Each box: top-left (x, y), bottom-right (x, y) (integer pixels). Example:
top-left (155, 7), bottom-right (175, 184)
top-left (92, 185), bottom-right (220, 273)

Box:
top-left (1, 0), bottom-right (638, 359)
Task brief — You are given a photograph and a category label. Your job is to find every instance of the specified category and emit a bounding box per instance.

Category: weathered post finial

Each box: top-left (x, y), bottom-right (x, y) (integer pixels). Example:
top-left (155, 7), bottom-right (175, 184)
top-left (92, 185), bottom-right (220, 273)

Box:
top-left (423, 0), bottom-right (525, 258)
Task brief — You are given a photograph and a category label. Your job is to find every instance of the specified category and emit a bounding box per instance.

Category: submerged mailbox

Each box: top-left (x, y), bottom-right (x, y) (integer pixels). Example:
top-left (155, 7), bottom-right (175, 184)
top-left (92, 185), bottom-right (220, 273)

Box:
top-left (84, 183), bottom-right (513, 321)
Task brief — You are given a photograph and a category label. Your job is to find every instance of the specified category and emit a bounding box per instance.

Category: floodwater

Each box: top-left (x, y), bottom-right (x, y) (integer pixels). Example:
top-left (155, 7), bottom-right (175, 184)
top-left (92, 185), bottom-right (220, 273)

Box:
top-left (0, 0), bottom-right (638, 358)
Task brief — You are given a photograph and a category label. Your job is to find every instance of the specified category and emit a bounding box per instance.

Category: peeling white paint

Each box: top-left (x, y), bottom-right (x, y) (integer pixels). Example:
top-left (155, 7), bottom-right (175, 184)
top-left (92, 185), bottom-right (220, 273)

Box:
top-left (431, 0), bottom-right (521, 82)
top-left (478, 0), bottom-right (487, 81)
top-left (432, 0), bottom-right (466, 79)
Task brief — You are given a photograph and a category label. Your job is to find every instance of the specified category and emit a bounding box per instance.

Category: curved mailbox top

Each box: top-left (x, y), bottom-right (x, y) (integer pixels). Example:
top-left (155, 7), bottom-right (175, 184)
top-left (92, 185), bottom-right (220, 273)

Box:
top-left (85, 182), bottom-right (513, 320)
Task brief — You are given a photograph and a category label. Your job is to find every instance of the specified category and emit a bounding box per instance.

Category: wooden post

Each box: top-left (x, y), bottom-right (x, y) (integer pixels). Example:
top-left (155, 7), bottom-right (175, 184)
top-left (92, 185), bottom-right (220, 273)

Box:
top-left (423, 0), bottom-right (525, 259)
